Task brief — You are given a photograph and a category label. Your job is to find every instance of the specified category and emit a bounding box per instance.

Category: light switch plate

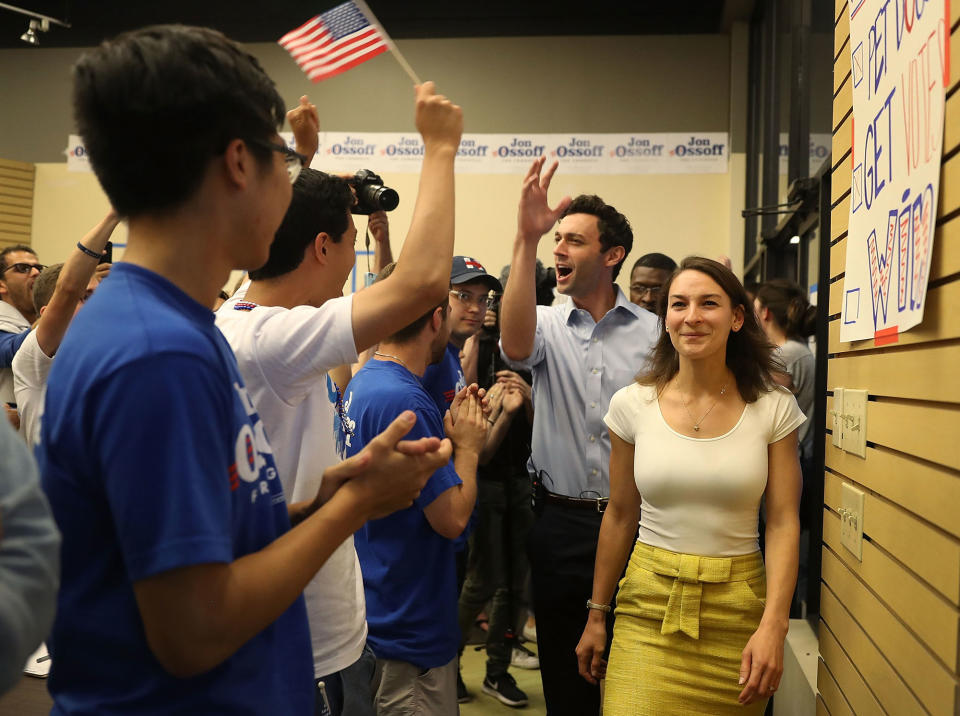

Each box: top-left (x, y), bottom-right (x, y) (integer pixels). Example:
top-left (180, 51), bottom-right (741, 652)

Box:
top-left (843, 389), bottom-right (868, 458)
top-left (831, 388), bottom-right (844, 448)
top-left (840, 482), bottom-right (865, 560)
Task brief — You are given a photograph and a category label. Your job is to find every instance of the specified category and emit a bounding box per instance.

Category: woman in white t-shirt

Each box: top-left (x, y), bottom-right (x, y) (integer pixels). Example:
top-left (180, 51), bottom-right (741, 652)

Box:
top-left (575, 257), bottom-right (804, 714)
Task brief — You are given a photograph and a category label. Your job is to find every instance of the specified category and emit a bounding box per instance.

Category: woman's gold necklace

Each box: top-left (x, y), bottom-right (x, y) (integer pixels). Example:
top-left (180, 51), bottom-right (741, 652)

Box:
top-left (679, 380), bottom-right (728, 432)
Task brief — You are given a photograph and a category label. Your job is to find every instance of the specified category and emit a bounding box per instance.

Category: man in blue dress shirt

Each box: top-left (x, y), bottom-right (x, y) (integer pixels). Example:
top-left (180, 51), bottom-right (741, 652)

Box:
top-left (500, 158), bottom-right (658, 715)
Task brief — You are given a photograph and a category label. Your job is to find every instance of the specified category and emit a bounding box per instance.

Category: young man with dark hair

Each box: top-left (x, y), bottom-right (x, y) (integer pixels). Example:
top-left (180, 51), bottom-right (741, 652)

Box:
top-left (342, 272), bottom-right (488, 714)
top-left (629, 252), bottom-right (677, 312)
top-left (0, 244), bottom-right (42, 423)
top-left (500, 158), bottom-right (658, 715)
top-left (38, 25), bottom-right (448, 714)
top-left (216, 83), bottom-right (465, 716)
top-left (13, 211), bottom-right (116, 446)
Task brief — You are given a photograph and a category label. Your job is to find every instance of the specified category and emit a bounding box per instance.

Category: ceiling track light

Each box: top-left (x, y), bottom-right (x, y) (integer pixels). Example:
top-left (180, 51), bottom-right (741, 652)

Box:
top-left (0, 1), bottom-right (71, 46)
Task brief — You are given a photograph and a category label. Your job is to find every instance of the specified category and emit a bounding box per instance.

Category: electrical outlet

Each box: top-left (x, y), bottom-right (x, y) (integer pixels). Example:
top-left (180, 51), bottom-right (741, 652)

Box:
top-left (831, 388), bottom-right (844, 448)
top-left (839, 482), bottom-right (865, 560)
top-left (842, 389), bottom-right (868, 458)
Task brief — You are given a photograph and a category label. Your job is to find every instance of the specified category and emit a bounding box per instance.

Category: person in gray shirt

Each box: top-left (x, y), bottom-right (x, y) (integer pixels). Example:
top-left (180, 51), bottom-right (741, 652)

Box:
top-left (0, 416), bottom-right (60, 696)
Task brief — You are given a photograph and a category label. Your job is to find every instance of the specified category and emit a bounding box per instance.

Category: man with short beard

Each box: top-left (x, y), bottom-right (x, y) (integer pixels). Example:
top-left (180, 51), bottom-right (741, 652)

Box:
top-left (0, 244), bottom-right (42, 422)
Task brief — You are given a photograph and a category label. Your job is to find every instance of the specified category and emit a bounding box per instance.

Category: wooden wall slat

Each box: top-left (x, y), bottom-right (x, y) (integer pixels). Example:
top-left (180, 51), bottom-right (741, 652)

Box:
top-left (818, 659), bottom-right (855, 716)
top-left (831, 193), bottom-right (850, 241)
top-left (833, 78), bottom-right (853, 132)
top-left (823, 509), bottom-right (960, 668)
top-left (0, 231), bottom-right (32, 243)
top-left (0, 196), bottom-right (32, 210)
top-left (951, 24), bottom-right (960, 90)
top-left (820, 586), bottom-right (927, 715)
top-left (0, 186), bottom-right (32, 200)
top-left (0, 221), bottom-right (31, 236)
top-left (947, 90), bottom-right (960, 157)
top-left (0, 214), bottom-right (31, 228)
top-left (825, 471), bottom-right (960, 603)
top-left (867, 399), bottom-right (960, 471)
top-left (821, 547), bottom-right (960, 714)
top-left (0, 166), bottom-right (34, 182)
top-left (0, 176), bottom-right (34, 192)
top-left (834, 9), bottom-right (850, 64)
top-left (835, 0), bottom-right (847, 24)
top-left (830, 239), bottom-right (847, 276)
top-left (828, 278), bottom-right (843, 317)
top-left (828, 278), bottom-right (960, 352)
top-left (0, 158), bottom-right (32, 172)
top-left (832, 112), bottom-right (852, 175)
top-left (815, 694), bottom-right (833, 716)
top-left (824, 441), bottom-right (960, 539)
top-left (828, 342), bottom-right (960, 404)
top-left (819, 623), bottom-right (885, 715)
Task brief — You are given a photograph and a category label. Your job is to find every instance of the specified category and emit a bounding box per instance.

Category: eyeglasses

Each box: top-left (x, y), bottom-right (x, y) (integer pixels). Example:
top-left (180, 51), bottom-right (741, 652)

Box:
top-left (450, 289), bottom-right (496, 309)
top-left (1, 262), bottom-right (45, 276)
top-left (631, 284), bottom-right (663, 297)
top-left (250, 139), bottom-right (309, 184)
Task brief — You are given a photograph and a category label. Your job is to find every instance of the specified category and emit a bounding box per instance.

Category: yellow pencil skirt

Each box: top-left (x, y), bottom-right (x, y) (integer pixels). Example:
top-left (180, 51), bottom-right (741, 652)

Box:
top-left (603, 542), bottom-right (769, 716)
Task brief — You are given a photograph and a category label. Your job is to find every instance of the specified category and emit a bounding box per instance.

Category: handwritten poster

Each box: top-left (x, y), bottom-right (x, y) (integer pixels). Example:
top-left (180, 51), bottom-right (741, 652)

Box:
top-left (841, 0), bottom-right (949, 342)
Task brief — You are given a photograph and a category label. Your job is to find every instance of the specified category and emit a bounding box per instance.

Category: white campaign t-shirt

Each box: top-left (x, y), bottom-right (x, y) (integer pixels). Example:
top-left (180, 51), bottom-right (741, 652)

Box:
top-left (216, 294), bottom-right (365, 677)
top-left (12, 329), bottom-right (52, 446)
top-left (604, 382), bottom-right (805, 557)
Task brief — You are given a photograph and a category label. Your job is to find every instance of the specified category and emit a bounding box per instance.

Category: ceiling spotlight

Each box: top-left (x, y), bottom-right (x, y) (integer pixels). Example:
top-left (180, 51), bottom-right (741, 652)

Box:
top-left (20, 19), bottom-right (39, 45)
top-left (789, 234), bottom-right (800, 245)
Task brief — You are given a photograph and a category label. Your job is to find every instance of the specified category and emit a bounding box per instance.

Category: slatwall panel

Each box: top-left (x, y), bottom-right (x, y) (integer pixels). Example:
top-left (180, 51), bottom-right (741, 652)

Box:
top-left (820, 2), bottom-right (960, 715)
top-left (0, 158), bottom-right (34, 253)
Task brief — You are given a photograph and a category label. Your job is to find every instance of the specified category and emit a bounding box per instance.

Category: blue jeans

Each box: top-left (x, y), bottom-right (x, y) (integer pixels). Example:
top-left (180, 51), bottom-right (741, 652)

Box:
top-left (315, 643), bottom-right (377, 716)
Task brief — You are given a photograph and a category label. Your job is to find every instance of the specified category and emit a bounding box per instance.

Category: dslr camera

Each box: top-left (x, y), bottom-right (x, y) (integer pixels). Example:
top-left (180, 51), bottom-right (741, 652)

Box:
top-left (349, 169), bottom-right (399, 215)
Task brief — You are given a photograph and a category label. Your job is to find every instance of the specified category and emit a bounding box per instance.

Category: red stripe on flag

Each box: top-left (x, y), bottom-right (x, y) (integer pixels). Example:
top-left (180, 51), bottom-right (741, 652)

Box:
top-left (298, 30), bottom-right (381, 65)
top-left (873, 326), bottom-right (899, 346)
top-left (306, 45), bottom-right (388, 82)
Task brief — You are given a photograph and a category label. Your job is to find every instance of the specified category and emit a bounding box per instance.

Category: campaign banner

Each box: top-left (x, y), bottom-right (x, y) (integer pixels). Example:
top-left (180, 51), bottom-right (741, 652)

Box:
top-left (840, 0), bottom-right (949, 342)
top-left (778, 133), bottom-right (832, 174)
top-left (66, 135), bottom-right (92, 172)
top-left (67, 132), bottom-right (728, 176)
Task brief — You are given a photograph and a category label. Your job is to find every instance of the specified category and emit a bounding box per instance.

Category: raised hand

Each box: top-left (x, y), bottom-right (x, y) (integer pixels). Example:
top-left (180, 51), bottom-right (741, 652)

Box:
top-left (367, 211), bottom-right (389, 244)
top-left (517, 157), bottom-right (572, 242)
top-left (287, 95), bottom-right (319, 160)
top-left (414, 81), bottom-right (463, 153)
top-left (326, 411), bottom-right (452, 520)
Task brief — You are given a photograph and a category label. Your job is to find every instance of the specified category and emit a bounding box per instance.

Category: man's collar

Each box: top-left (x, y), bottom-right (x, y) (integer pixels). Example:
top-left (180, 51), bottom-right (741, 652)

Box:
top-left (561, 285), bottom-right (647, 323)
top-left (0, 298), bottom-right (30, 330)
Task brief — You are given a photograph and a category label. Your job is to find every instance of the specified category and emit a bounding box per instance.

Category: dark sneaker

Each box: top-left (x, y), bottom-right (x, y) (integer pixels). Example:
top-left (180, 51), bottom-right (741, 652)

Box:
top-left (482, 673), bottom-right (529, 708)
top-left (457, 671), bottom-right (472, 703)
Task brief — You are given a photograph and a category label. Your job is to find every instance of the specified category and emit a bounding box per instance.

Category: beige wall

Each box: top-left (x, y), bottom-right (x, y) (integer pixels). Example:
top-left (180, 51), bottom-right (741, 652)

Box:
top-left (16, 33), bottom-right (743, 288)
top-left (30, 163), bottom-right (732, 297)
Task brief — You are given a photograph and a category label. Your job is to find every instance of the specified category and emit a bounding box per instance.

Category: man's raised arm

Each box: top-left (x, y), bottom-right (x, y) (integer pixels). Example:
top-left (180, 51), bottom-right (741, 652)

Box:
top-left (350, 81), bottom-right (462, 351)
top-left (500, 158), bottom-right (570, 361)
top-left (35, 211), bottom-right (118, 357)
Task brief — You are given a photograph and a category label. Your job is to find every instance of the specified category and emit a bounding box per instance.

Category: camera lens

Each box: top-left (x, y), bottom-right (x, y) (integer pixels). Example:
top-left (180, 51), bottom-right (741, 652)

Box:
top-left (367, 185), bottom-right (399, 212)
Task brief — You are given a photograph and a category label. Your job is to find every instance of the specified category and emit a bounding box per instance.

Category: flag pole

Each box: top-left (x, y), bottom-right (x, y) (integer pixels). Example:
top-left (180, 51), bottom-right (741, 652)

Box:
top-left (354, 0), bottom-right (422, 84)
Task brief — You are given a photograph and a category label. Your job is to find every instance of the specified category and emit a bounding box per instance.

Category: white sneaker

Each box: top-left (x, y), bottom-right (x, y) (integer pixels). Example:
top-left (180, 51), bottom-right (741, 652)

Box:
top-left (510, 644), bottom-right (540, 670)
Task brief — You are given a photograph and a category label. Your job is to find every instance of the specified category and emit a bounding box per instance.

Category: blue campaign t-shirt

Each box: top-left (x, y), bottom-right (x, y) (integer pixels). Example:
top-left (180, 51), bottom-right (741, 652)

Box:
top-left (421, 342), bottom-right (465, 415)
top-left (341, 359), bottom-right (462, 669)
top-left (37, 263), bottom-right (314, 715)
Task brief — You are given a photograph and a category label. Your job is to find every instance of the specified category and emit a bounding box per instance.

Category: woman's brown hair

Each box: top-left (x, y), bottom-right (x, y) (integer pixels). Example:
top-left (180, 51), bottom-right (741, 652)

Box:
top-left (636, 256), bottom-right (782, 402)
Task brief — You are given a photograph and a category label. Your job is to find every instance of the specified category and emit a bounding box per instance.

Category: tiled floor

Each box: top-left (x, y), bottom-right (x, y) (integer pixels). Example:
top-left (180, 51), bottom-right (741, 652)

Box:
top-left (459, 640), bottom-right (545, 715)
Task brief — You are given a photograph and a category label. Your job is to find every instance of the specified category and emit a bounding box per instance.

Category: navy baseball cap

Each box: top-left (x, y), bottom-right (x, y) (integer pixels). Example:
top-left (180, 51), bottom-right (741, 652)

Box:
top-left (450, 256), bottom-right (502, 292)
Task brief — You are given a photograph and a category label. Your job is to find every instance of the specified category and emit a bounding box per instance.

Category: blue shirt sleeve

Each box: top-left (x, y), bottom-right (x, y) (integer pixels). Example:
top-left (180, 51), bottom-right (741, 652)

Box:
top-left (407, 402), bottom-right (461, 509)
top-left (0, 329), bottom-right (29, 368)
top-left (92, 354), bottom-right (236, 581)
